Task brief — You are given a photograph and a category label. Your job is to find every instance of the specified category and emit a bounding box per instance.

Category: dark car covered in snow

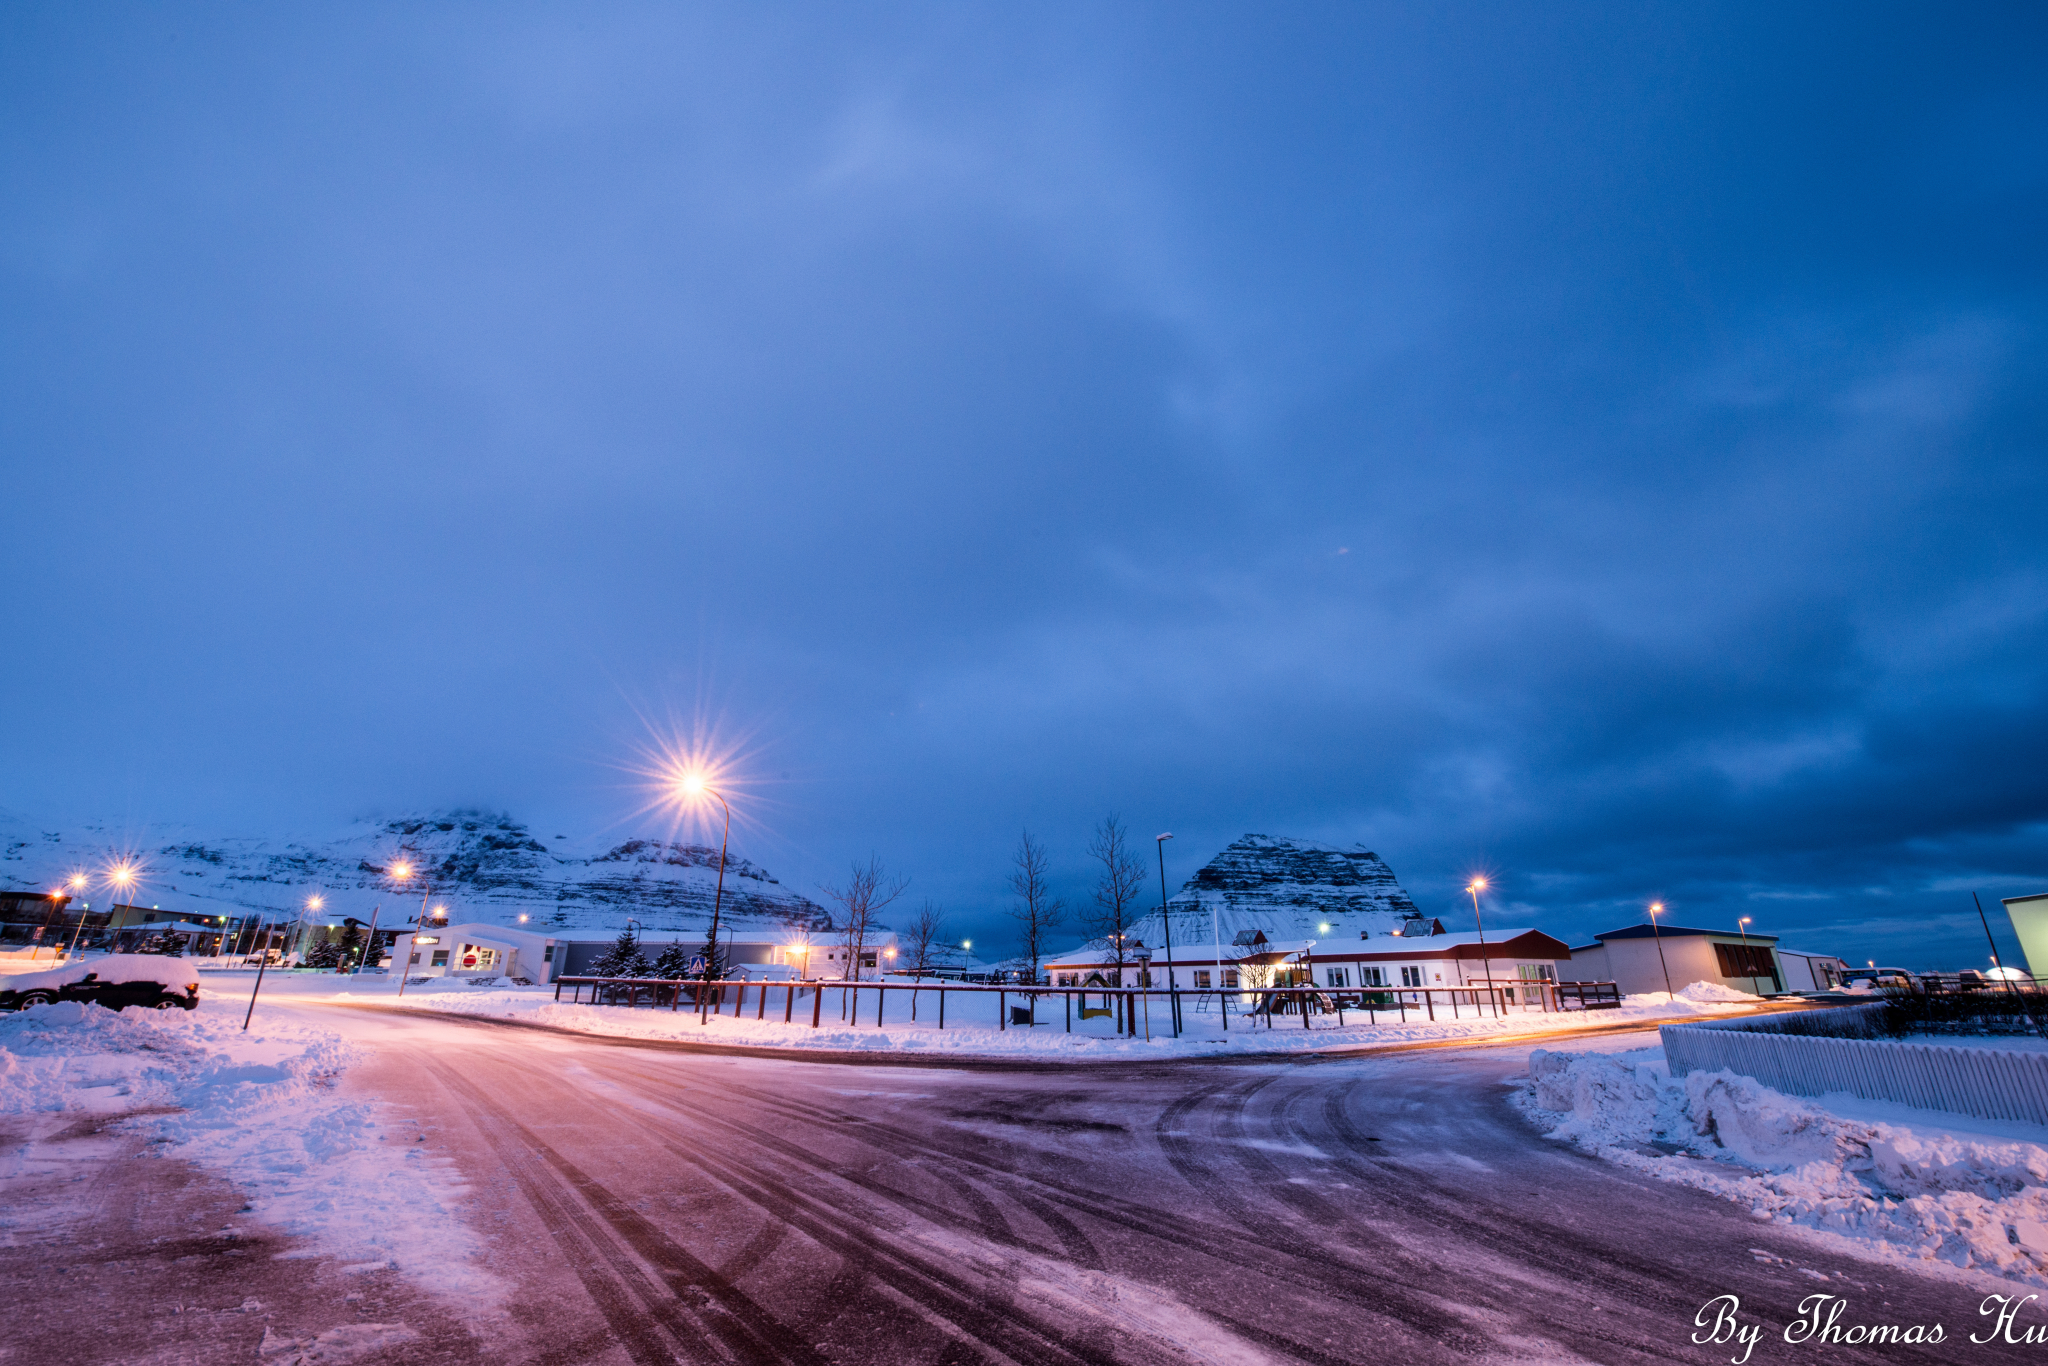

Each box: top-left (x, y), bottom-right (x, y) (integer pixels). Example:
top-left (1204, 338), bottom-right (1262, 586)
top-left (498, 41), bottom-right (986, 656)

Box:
top-left (0, 954), bottom-right (200, 1012)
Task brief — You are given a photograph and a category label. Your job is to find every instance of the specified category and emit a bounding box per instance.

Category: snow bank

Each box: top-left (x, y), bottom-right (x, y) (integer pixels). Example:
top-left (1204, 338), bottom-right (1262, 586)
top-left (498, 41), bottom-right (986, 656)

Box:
top-left (0, 997), bottom-right (498, 1300)
top-left (1, 952), bottom-right (201, 993)
top-left (1522, 1046), bottom-right (2048, 1284)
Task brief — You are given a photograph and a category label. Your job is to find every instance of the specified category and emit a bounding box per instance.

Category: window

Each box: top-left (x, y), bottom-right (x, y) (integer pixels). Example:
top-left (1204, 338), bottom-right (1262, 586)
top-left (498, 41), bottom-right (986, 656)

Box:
top-left (459, 944), bottom-right (499, 971)
top-left (861, 953), bottom-right (878, 968)
top-left (1057, 973), bottom-right (1078, 986)
top-left (1223, 969), bottom-right (1240, 988)
top-left (430, 950), bottom-right (449, 968)
top-left (408, 951), bottom-right (421, 966)
top-left (1327, 968), bottom-right (1351, 988)
top-left (1194, 970), bottom-right (1212, 989)
top-left (1518, 964), bottom-right (1554, 982)
top-left (1400, 966), bottom-right (1423, 988)
top-left (542, 945), bottom-right (554, 963)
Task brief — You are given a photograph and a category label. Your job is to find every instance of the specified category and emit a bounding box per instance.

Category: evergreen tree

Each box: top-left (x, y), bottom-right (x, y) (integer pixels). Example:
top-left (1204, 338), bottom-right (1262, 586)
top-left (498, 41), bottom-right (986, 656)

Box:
top-left (306, 939), bottom-right (344, 970)
top-left (591, 927), bottom-right (641, 977)
top-left (651, 942), bottom-right (693, 980)
top-left (698, 931), bottom-right (727, 981)
top-left (338, 921), bottom-right (364, 970)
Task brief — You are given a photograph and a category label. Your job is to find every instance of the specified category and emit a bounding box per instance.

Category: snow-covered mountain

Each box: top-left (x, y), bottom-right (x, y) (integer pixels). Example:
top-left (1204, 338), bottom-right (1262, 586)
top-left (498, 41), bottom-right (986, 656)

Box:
top-left (0, 809), bottom-right (830, 937)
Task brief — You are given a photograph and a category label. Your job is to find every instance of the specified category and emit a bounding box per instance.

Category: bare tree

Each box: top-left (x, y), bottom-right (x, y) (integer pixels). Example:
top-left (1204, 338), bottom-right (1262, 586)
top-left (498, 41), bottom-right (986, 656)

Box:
top-left (902, 899), bottom-right (946, 1020)
top-left (1085, 814), bottom-right (1147, 986)
top-left (1006, 830), bottom-right (1065, 984)
top-left (903, 900), bottom-right (947, 979)
top-left (822, 856), bottom-right (910, 982)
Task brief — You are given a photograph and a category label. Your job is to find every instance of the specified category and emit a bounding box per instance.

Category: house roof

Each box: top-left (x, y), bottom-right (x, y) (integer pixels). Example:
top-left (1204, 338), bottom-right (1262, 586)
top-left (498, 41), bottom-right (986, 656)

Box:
top-left (1593, 924), bottom-right (1779, 943)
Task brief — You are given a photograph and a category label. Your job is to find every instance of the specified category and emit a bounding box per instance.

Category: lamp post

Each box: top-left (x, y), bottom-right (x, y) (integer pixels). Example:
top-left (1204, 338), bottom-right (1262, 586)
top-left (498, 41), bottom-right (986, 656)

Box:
top-left (1648, 902), bottom-right (1675, 998)
top-left (1736, 916), bottom-right (1765, 996)
top-left (676, 775), bottom-right (732, 1020)
top-left (389, 859), bottom-right (436, 997)
top-left (54, 873), bottom-right (90, 960)
top-left (1155, 833), bottom-right (1179, 1037)
top-left (248, 893), bottom-right (318, 1029)
top-left (1467, 878), bottom-right (1497, 1015)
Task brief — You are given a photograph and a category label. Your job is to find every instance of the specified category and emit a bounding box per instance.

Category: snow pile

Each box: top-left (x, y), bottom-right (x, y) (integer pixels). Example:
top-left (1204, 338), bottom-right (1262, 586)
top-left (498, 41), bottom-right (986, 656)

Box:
top-left (1612, 981), bottom-right (1766, 1010)
top-left (1522, 1046), bottom-right (2048, 1284)
top-left (0, 997), bottom-right (498, 1299)
top-left (1678, 981), bottom-right (1766, 1003)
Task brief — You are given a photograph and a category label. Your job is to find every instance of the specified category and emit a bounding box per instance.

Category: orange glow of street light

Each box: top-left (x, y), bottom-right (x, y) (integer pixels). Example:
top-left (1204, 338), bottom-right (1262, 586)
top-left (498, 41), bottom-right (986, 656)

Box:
top-left (1649, 901), bottom-right (1664, 915)
top-left (390, 859), bottom-right (414, 882)
top-left (306, 894), bottom-right (324, 911)
top-left (1467, 877), bottom-right (1488, 893)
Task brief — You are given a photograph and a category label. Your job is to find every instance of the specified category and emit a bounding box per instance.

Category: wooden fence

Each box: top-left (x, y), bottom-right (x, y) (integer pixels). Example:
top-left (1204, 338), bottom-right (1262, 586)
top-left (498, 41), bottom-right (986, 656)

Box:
top-left (550, 975), bottom-right (1618, 1037)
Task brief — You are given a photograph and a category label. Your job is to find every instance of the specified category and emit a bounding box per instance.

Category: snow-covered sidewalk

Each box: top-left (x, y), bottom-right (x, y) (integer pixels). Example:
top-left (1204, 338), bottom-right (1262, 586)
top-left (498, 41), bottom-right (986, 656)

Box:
top-left (232, 970), bottom-right (1768, 1059)
top-left (1519, 1042), bottom-right (2048, 1287)
top-left (0, 994), bottom-right (498, 1299)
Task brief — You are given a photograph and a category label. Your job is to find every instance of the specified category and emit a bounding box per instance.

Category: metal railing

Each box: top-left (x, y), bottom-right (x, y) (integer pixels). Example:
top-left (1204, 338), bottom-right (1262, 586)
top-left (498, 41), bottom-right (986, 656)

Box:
top-left (549, 975), bottom-right (1620, 1036)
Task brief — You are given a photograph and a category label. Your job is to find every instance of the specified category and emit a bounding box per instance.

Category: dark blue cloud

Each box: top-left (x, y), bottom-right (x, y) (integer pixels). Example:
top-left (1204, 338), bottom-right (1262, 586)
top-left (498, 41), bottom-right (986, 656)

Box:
top-left (2, 2), bottom-right (2043, 969)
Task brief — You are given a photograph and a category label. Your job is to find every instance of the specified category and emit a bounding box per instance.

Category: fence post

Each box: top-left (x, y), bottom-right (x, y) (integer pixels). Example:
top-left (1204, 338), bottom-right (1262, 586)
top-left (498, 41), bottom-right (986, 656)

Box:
top-left (877, 984), bottom-right (885, 1027)
top-left (1000, 989), bottom-right (1006, 1031)
top-left (938, 986), bottom-right (945, 1030)
top-left (812, 982), bottom-right (823, 1028)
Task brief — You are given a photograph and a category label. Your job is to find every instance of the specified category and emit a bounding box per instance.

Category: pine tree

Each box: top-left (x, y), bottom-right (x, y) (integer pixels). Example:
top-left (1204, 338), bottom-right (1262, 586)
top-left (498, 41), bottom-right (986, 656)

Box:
top-left (651, 942), bottom-right (692, 980)
top-left (591, 927), bottom-right (641, 977)
top-left (698, 931), bottom-right (727, 981)
top-left (624, 946), bottom-right (655, 978)
top-left (306, 939), bottom-right (343, 970)
top-left (338, 921), bottom-right (364, 970)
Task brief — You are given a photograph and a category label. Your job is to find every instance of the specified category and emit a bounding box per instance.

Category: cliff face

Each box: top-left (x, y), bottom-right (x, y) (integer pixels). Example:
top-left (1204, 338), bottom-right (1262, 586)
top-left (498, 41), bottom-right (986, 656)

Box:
top-left (1168, 834), bottom-right (1422, 920)
top-left (1124, 834), bottom-right (1429, 955)
top-left (0, 809), bottom-right (831, 937)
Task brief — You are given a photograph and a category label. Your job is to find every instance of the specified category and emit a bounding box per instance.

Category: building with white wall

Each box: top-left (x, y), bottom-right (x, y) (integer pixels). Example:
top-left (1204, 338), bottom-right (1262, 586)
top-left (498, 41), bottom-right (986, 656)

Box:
top-left (1568, 923), bottom-right (1785, 997)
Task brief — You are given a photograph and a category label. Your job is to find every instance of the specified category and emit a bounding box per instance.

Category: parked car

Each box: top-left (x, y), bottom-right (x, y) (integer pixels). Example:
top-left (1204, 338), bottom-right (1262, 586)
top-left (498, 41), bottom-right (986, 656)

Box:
top-left (0, 955), bottom-right (200, 1012)
top-left (1839, 967), bottom-right (1917, 992)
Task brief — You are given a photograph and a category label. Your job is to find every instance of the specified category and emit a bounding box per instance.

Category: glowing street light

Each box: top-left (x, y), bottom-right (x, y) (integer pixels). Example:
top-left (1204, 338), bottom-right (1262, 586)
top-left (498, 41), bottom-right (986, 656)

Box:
top-left (1736, 916), bottom-right (1766, 996)
top-left (674, 771), bottom-right (732, 1020)
top-left (1467, 878), bottom-right (1497, 1014)
top-left (1648, 902), bottom-right (1675, 998)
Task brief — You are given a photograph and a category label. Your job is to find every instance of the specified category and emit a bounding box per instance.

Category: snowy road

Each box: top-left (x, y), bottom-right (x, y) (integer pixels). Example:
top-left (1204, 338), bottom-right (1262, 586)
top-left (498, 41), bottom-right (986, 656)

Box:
top-left (7, 1007), bottom-right (2037, 1364)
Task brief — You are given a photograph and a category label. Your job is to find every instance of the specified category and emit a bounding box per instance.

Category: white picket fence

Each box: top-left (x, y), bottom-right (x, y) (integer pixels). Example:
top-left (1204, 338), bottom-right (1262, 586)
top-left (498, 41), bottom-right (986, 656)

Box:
top-left (1661, 1022), bottom-right (2048, 1125)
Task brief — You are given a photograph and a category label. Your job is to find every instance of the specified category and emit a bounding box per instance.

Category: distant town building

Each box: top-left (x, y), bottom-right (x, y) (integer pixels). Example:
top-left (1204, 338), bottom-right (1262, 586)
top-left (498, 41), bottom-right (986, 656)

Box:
top-left (1569, 923), bottom-right (1790, 996)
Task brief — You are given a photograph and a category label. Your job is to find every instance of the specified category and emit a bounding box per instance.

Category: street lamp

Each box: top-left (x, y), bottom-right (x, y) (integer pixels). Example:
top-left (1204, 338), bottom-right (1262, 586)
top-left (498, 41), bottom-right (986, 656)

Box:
top-left (389, 859), bottom-right (435, 997)
top-left (1648, 902), bottom-right (1675, 998)
top-left (676, 773), bottom-right (732, 1019)
top-left (1467, 878), bottom-right (1497, 1015)
top-left (81, 861), bottom-right (140, 958)
top-left (1736, 916), bottom-right (1765, 996)
top-left (1155, 833), bottom-right (1179, 1037)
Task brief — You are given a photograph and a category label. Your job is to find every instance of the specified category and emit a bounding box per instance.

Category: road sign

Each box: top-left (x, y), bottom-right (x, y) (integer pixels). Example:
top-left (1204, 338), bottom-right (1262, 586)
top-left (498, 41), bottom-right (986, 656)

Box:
top-left (688, 955), bottom-right (706, 974)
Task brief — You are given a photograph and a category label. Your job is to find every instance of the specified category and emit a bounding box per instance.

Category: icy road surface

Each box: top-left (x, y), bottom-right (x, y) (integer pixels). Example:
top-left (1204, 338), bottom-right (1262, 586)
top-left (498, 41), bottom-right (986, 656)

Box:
top-left (9, 1005), bottom-right (2039, 1364)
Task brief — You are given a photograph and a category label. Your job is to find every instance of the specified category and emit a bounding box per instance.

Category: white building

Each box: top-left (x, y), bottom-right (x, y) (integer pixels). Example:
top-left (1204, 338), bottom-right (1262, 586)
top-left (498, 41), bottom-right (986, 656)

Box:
top-left (1044, 928), bottom-right (1573, 1006)
top-left (390, 922), bottom-right (562, 982)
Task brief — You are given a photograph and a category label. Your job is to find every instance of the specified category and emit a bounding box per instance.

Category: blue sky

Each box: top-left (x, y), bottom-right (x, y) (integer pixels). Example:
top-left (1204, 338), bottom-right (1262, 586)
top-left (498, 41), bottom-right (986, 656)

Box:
top-left (3, 3), bottom-right (2045, 967)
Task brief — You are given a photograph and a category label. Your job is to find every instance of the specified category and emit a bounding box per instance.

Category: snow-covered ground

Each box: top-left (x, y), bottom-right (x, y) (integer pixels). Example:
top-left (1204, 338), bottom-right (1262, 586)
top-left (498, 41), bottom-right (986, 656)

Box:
top-left (1519, 1042), bottom-right (2048, 1287)
top-left (220, 970), bottom-right (1767, 1058)
top-left (0, 990), bottom-right (500, 1301)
